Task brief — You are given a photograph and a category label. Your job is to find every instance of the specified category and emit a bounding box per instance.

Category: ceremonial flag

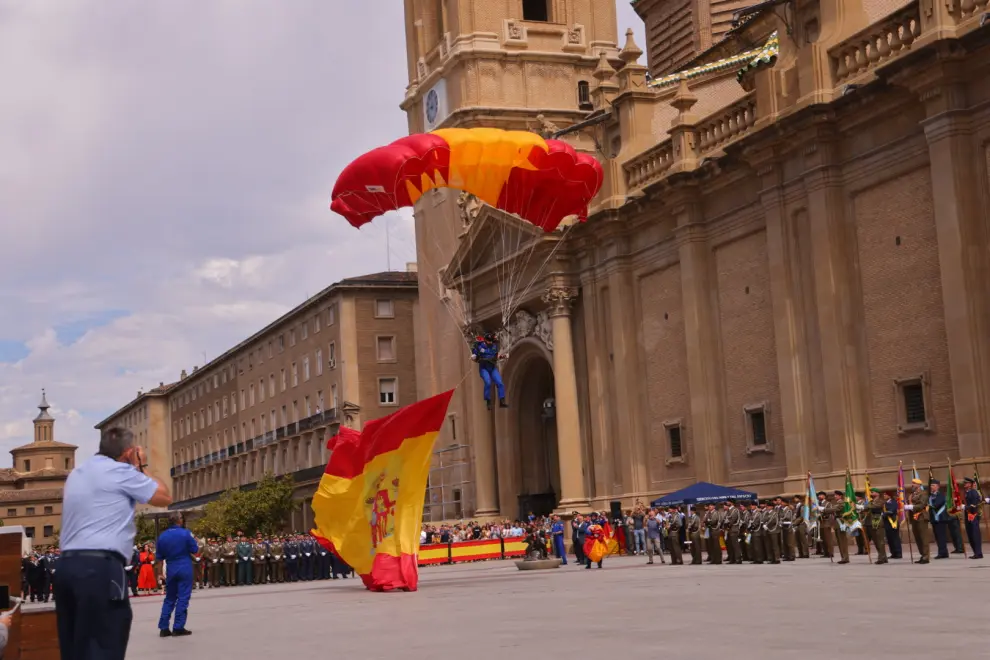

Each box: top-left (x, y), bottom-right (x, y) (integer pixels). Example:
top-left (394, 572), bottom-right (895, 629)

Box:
top-left (947, 458), bottom-right (963, 515)
top-left (310, 390), bottom-right (454, 592)
top-left (894, 462), bottom-right (906, 529)
top-left (806, 472), bottom-right (818, 529)
top-left (974, 461), bottom-right (985, 501)
top-left (863, 472), bottom-right (872, 500)
top-left (842, 469), bottom-right (862, 533)
top-left (912, 462), bottom-right (920, 483)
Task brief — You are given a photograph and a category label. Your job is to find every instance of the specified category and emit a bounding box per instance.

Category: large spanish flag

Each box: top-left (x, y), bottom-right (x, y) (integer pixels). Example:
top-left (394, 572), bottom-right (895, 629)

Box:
top-left (310, 390), bottom-right (453, 592)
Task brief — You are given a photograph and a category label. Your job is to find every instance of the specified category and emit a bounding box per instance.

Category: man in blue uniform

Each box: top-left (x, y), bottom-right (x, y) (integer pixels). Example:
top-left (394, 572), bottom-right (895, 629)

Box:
top-left (284, 536), bottom-right (299, 582)
top-left (470, 332), bottom-right (507, 410)
top-left (881, 491), bottom-right (902, 559)
top-left (963, 477), bottom-right (983, 559)
top-left (929, 479), bottom-right (950, 559)
top-left (550, 515), bottom-right (567, 565)
top-left (156, 512), bottom-right (198, 637)
top-left (299, 535), bottom-right (315, 581)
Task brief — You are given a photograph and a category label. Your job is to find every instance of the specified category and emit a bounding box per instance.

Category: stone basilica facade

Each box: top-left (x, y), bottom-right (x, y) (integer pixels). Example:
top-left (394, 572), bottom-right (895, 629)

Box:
top-left (403, 0), bottom-right (990, 520)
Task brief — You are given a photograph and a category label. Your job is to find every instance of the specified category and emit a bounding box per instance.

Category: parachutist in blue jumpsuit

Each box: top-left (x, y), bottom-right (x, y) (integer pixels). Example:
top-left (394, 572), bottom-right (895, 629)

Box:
top-left (156, 513), bottom-right (199, 637)
top-left (471, 332), bottom-right (507, 410)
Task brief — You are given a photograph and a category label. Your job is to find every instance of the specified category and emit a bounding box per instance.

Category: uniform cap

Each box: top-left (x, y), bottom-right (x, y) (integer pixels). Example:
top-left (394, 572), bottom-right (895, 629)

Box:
top-left (930, 479), bottom-right (940, 485)
top-left (833, 490), bottom-right (844, 496)
top-left (964, 477), bottom-right (976, 484)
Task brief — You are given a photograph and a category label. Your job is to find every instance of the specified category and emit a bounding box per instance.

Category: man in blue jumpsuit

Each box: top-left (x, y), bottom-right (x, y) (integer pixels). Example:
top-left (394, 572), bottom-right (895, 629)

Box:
top-left (550, 515), bottom-right (567, 565)
top-left (471, 332), bottom-right (507, 410)
top-left (156, 512), bottom-right (198, 637)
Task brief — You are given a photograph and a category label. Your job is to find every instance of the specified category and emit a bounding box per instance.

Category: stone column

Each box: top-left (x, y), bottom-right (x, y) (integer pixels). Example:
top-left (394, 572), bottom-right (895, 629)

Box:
top-left (543, 285), bottom-right (590, 510)
top-left (804, 130), bottom-right (869, 472)
top-left (470, 380), bottom-right (499, 517)
top-left (913, 74), bottom-right (990, 458)
top-left (673, 190), bottom-right (727, 484)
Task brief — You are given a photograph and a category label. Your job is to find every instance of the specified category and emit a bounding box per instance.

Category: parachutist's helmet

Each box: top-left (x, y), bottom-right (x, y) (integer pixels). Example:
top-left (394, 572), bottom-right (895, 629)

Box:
top-left (484, 332), bottom-right (496, 342)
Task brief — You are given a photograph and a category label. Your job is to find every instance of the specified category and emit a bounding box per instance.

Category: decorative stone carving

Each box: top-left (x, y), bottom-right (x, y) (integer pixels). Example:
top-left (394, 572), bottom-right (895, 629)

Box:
top-left (498, 309), bottom-right (555, 353)
top-left (535, 114), bottom-right (559, 139)
top-left (542, 286), bottom-right (579, 318)
top-left (505, 20), bottom-right (526, 44)
top-left (457, 191), bottom-right (483, 226)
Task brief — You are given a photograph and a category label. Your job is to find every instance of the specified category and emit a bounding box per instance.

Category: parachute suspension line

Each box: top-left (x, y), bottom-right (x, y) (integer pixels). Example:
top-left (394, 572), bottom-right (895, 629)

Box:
top-left (504, 222), bottom-right (577, 323)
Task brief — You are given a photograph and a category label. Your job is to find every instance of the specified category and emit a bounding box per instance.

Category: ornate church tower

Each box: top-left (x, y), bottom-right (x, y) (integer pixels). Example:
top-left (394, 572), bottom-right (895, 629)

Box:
top-left (33, 389), bottom-right (55, 443)
top-left (401, 0), bottom-right (619, 518)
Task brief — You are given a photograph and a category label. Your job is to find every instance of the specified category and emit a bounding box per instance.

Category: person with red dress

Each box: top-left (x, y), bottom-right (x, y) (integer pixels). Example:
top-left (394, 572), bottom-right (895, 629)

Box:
top-left (137, 544), bottom-right (157, 593)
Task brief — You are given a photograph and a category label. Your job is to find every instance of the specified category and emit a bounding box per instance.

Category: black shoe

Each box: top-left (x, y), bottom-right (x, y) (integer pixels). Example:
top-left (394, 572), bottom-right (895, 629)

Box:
top-left (915, 559), bottom-right (929, 564)
top-left (172, 629), bottom-right (192, 637)
top-left (486, 399), bottom-right (492, 411)
top-left (499, 398), bottom-right (508, 408)
top-left (970, 555), bottom-right (983, 559)
top-left (952, 550), bottom-right (964, 554)
top-left (838, 559), bottom-right (849, 564)
top-left (876, 559), bottom-right (888, 564)
top-left (935, 555), bottom-right (949, 559)
top-left (159, 629), bottom-right (172, 638)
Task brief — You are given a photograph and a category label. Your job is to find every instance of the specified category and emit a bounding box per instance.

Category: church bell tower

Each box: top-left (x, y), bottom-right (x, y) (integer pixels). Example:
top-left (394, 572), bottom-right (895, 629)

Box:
top-left (401, 0), bottom-right (619, 518)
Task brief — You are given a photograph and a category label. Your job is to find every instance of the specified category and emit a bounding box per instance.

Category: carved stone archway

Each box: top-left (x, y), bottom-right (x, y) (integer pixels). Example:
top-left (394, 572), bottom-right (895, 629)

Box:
top-left (495, 339), bottom-right (560, 519)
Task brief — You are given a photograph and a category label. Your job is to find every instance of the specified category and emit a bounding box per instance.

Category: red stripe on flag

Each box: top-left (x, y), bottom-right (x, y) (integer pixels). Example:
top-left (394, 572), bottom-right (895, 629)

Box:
top-left (323, 390), bottom-right (454, 479)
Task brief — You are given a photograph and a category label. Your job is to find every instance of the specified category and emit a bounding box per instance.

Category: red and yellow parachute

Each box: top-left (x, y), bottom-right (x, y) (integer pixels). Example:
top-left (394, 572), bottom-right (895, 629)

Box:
top-left (330, 128), bottom-right (603, 232)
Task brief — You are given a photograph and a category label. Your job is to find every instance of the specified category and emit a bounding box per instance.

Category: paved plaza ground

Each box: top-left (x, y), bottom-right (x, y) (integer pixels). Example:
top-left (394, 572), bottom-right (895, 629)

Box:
top-left (128, 553), bottom-right (985, 659)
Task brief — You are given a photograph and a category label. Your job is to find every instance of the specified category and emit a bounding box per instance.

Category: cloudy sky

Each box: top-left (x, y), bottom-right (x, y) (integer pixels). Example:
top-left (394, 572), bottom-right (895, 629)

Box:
top-left (0, 1), bottom-right (646, 463)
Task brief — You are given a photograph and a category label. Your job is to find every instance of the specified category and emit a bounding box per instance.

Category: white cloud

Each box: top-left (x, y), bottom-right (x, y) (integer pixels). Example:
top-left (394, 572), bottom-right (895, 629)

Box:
top-left (0, 2), bottom-right (646, 462)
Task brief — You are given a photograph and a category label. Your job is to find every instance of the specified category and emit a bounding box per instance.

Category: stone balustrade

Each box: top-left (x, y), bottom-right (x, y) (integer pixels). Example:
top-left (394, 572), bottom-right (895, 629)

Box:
top-left (697, 92), bottom-right (758, 154)
top-left (624, 139), bottom-right (674, 190)
top-left (830, 2), bottom-right (921, 85)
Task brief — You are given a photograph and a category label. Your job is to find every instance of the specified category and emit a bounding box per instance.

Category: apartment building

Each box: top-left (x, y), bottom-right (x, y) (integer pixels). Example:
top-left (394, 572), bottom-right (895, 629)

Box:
top-left (95, 382), bottom-right (176, 513)
top-left (168, 269), bottom-right (418, 531)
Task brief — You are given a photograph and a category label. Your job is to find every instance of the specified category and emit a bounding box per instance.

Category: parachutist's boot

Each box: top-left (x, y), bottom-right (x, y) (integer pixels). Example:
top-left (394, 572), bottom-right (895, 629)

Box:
top-left (499, 398), bottom-right (508, 408)
top-left (486, 399), bottom-right (492, 411)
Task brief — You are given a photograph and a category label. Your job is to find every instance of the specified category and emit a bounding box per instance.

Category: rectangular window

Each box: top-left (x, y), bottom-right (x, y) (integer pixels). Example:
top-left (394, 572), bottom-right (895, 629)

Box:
top-left (375, 299), bottom-right (394, 318)
top-left (290, 329), bottom-right (297, 346)
top-left (268, 375), bottom-right (275, 398)
top-left (231, 395), bottom-right (237, 414)
top-left (213, 374), bottom-right (219, 388)
top-left (222, 370), bottom-right (228, 384)
top-left (270, 410), bottom-right (276, 431)
top-left (449, 414), bottom-right (457, 441)
top-left (316, 349), bottom-right (324, 376)
top-left (249, 384), bottom-right (255, 407)
top-left (214, 402), bottom-right (220, 421)
top-left (207, 407), bottom-right (213, 425)
top-left (523, 0), bottom-right (549, 21)
top-left (327, 305), bottom-right (336, 326)
top-left (240, 389), bottom-right (246, 410)
top-left (281, 405), bottom-right (287, 426)
top-left (305, 395), bottom-right (311, 417)
top-left (303, 357), bottom-right (311, 381)
top-left (26, 507), bottom-right (35, 516)
top-left (25, 527), bottom-right (34, 539)
top-left (223, 397), bottom-right (229, 417)
top-left (43, 525), bottom-right (53, 538)
top-left (259, 379), bottom-right (265, 403)
top-left (379, 378), bottom-right (397, 405)
top-left (65, 458), bottom-right (70, 469)
top-left (328, 343), bottom-right (336, 368)
top-left (668, 423), bottom-right (683, 459)
top-left (314, 314), bottom-right (321, 333)
top-left (292, 363), bottom-right (298, 387)
top-left (280, 369), bottom-right (287, 391)
top-left (331, 384), bottom-right (338, 409)
top-left (377, 336), bottom-right (396, 362)
top-left (895, 375), bottom-right (932, 433)
top-left (5, 509), bottom-right (14, 517)
top-left (24, 460), bottom-right (31, 472)
top-left (743, 403), bottom-right (771, 454)
top-left (292, 401), bottom-right (298, 422)
top-left (317, 390), bottom-right (324, 412)
top-left (278, 334), bottom-right (285, 351)
top-left (302, 322), bottom-right (308, 340)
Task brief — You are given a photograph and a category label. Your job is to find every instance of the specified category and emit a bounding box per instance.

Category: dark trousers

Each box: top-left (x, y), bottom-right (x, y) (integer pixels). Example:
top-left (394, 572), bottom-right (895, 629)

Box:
top-left (237, 558), bottom-right (252, 585)
top-left (965, 517), bottom-right (983, 557)
top-left (932, 521), bottom-right (949, 557)
top-left (286, 559), bottom-right (298, 582)
top-left (884, 522), bottom-right (902, 558)
top-left (331, 555), bottom-right (354, 578)
top-left (54, 553), bottom-right (132, 660)
top-left (158, 569), bottom-right (192, 631)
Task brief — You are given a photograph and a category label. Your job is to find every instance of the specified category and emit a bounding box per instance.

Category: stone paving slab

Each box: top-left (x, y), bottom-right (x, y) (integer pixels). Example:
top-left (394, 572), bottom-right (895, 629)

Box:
top-left (128, 554), bottom-right (986, 659)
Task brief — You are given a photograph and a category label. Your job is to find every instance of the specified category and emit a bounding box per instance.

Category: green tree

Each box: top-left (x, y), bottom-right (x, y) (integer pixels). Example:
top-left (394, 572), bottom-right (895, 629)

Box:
top-left (135, 514), bottom-right (157, 544)
top-left (189, 473), bottom-right (295, 537)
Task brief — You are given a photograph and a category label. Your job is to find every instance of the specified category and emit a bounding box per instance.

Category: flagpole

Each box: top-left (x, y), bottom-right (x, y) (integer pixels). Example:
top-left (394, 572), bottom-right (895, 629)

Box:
top-left (948, 456), bottom-right (968, 559)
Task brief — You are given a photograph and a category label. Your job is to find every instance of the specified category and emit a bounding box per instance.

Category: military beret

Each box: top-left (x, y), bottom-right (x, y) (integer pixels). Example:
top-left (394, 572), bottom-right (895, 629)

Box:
top-left (816, 491), bottom-right (826, 497)
top-left (725, 498), bottom-right (735, 504)
top-left (870, 488), bottom-right (880, 493)
top-left (833, 490), bottom-right (844, 496)
top-left (964, 477), bottom-right (976, 484)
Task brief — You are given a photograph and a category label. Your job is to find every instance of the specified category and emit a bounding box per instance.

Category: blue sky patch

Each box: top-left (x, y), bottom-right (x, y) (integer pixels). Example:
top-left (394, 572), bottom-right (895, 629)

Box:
top-left (0, 340), bottom-right (29, 364)
top-left (54, 309), bottom-right (129, 346)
